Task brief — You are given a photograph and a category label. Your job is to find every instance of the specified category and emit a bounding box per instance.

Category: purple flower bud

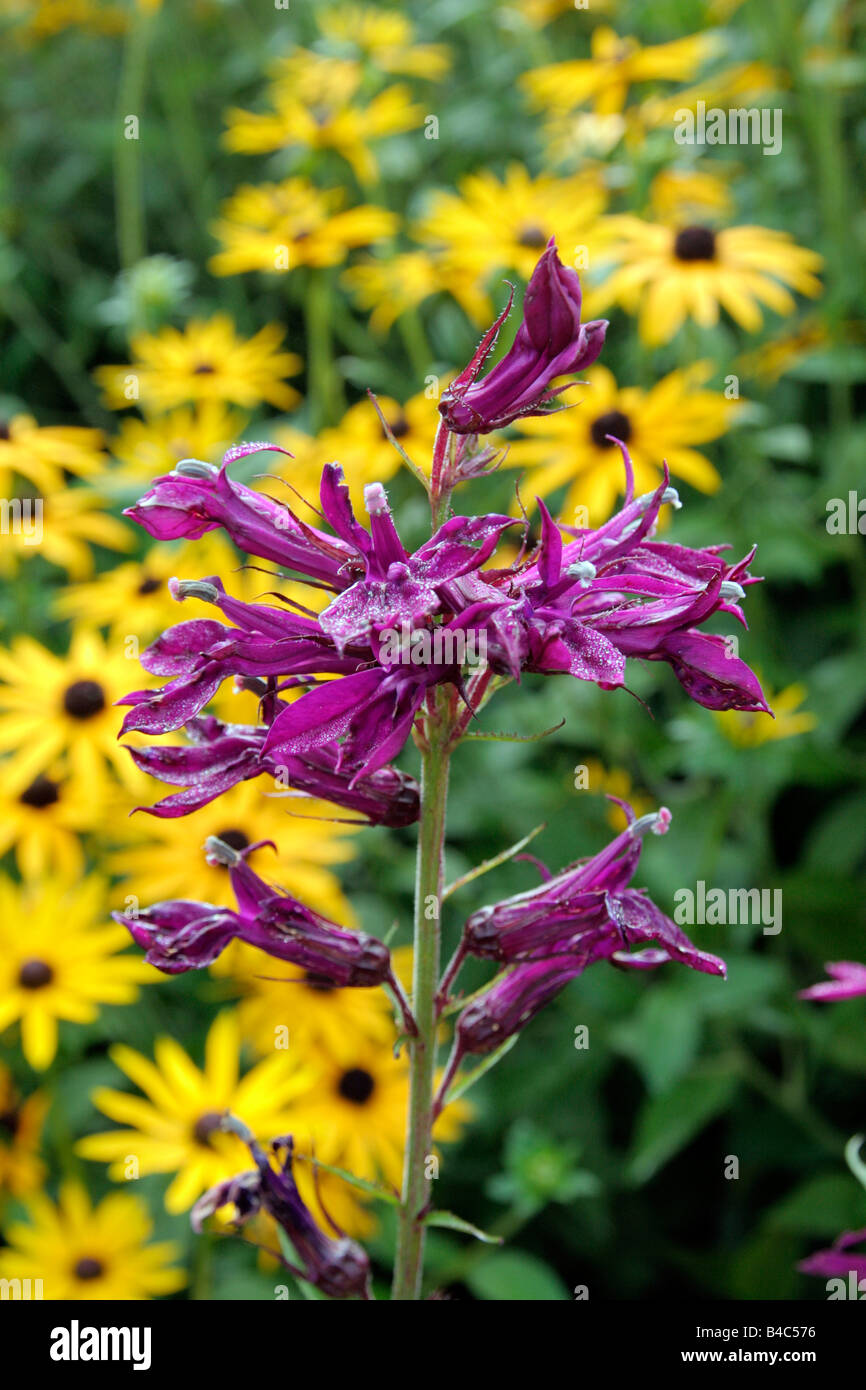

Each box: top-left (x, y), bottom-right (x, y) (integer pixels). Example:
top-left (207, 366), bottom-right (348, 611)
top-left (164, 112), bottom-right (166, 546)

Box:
top-left (456, 957), bottom-right (587, 1055)
top-left (439, 239), bottom-right (607, 434)
top-left (114, 900), bottom-right (239, 973)
top-left (798, 1228), bottom-right (866, 1283)
top-left (192, 1122), bottom-right (370, 1300)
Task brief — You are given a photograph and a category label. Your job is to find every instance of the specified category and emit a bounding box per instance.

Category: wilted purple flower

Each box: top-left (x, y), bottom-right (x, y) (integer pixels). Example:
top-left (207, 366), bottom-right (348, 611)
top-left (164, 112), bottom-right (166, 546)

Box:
top-left (799, 961), bottom-right (866, 1002)
top-left (456, 956), bottom-right (588, 1056)
top-left (462, 803), bottom-right (725, 978)
top-left (798, 1228), bottom-right (866, 1285)
top-left (439, 239), bottom-right (607, 434)
top-left (126, 713), bottom-right (419, 825)
top-left (192, 1119), bottom-right (371, 1300)
top-left (114, 836), bottom-right (391, 987)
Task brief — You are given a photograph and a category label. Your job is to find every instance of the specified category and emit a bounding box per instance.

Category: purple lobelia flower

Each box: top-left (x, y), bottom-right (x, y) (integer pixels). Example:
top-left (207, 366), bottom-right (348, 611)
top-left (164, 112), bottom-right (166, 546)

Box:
top-left (799, 961), bottom-right (866, 1002)
top-left (114, 836), bottom-right (392, 987)
top-left (438, 238), bottom-right (607, 435)
top-left (126, 713), bottom-right (420, 825)
top-left (192, 1118), bottom-right (371, 1299)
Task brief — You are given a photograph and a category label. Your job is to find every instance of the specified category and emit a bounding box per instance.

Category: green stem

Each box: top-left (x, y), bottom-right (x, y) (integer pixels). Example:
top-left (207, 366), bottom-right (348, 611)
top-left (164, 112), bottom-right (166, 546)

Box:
top-left (392, 692), bottom-right (452, 1300)
top-left (115, 9), bottom-right (153, 271)
top-left (304, 271), bottom-right (346, 431)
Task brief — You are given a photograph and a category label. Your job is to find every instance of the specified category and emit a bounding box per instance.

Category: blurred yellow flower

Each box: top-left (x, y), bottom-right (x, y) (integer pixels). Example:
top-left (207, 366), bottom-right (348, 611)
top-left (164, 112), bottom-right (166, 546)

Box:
top-left (77, 1011), bottom-right (313, 1212)
top-left (0, 875), bottom-right (154, 1069)
top-left (0, 485), bottom-right (133, 581)
top-left (640, 61), bottom-right (783, 130)
top-left (737, 317), bottom-right (829, 385)
top-left (592, 217), bottom-right (822, 344)
top-left (236, 954), bottom-right (395, 1059)
top-left (95, 315), bottom-right (302, 413)
top-left (521, 26), bottom-right (715, 115)
top-left (108, 780), bottom-right (358, 922)
top-left (108, 401), bottom-right (245, 484)
top-left (714, 680), bottom-right (816, 747)
top-left (0, 1183), bottom-right (186, 1300)
top-left (287, 1033), bottom-right (470, 1190)
top-left (343, 250), bottom-right (444, 332)
top-left (317, 5), bottom-right (451, 80)
top-left (505, 363), bottom-right (733, 524)
top-left (414, 163), bottom-right (607, 321)
top-left (224, 51), bottom-right (423, 185)
top-left (0, 413), bottom-right (105, 495)
top-left (580, 759), bottom-right (653, 829)
top-left (0, 628), bottom-right (150, 794)
top-left (0, 761), bottom-right (96, 879)
top-left (209, 179), bottom-right (398, 276)
top-left (0, 1065), bottom-right (47, 1198)
top-left (0, 0), bottom-right (126, 40)
top-left (648, 167), bottom-right (734, 224)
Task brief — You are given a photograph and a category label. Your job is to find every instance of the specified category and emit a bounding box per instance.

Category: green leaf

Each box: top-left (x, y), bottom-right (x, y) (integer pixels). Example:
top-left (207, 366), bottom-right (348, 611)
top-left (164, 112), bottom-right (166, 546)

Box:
top-left (443, 822), bottom-right (546, 900)
top-left (627, 1071), bottom-right (737, 1184)
top-left (294, 1156), bottom-right (400, 1207)
top-left (467, 1249), bottom-right (570, 1301)
top-left (424, 1211), bottom-right (502, 1244)
top-left (444, 1035), bottom-right (519, 1104)
top-left (464, 719), bottom-right (565, 743)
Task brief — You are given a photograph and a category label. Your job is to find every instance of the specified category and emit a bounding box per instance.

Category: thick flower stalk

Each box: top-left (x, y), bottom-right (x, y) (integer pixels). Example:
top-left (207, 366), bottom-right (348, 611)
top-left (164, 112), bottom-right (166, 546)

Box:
top-left (117, 241), bottom-right (769, 1300)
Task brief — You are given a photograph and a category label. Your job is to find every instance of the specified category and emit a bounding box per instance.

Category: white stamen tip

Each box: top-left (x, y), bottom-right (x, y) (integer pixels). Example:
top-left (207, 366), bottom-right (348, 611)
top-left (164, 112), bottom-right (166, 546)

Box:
top-left (662, 487), bottom-right (682, 510)
top-left (175, 459), bottom-right (216, 478)
top-left (171, 578), bottom-right (219, 603)
top-left (720, 580), bottom-right (746, 602)
top-left (566, 560), bottom-right (597, 588)
top-left (630, 808), bottom-right (672, 839)
top-left (364, 482), bottom-right (389, 516)
top-left (205, 835), bottom-right (241, 866)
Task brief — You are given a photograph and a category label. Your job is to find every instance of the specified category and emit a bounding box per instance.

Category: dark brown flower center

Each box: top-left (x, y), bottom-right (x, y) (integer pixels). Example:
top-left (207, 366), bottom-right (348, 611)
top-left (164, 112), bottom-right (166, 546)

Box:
top-left (0, 421), bottom-right (10, 441)
top-left (19, 775), bottom-right (61, 809)
top-left (215, 828), bottom-right (249, 855)
top-left (383, 413), bottom-right (410, 440)
top-left (338, 1067), bottom-right (375, 1105)
top-left (673, 225), bottom-right (717, 262)
top-left (192, 362), bottom-right (216, 375)
top-left (63, 680), bottom-right (106, 720)
top-left (0, 1107), bottom-right (20, 1138)
top-left (305, 972), bottom-right (336, 993)
top-left (193, 1111), bottom-right (225, 1146)
top-left (137, 575), bottom-right (161, 595)
top-left (590, 409), bottom-right (632, 449)
top-left (19, 959), bottom-right (54, 990)
top-left (518, 224), bottom-right (548, 249)
top-left (74, 1257), bottom-right (104, 1281)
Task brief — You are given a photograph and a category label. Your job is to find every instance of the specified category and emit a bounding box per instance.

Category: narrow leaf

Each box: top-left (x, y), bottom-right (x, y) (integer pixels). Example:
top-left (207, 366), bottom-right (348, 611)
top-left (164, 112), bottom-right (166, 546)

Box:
top-left (425, 1211), bottom-right (503, 1244)
top-left (444, 1035), bottom-right (519, 1104)
top-left (443, 823), bottom-right (546, 900)
top-left (293, 1155), bottom-right (401, 1207)
top-left (464, 719), bottom-right (565, 743)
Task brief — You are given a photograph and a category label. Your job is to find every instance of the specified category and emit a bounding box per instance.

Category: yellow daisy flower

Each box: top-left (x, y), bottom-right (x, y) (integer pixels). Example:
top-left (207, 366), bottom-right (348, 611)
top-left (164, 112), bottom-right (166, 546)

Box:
top-left (286, 1034), bottom-right (469, 1190)
top-left (579, 759), bottom-right (652, 830)
top-left (0, 413), bottom-right (105, 495)
top-left (0, 627), bottom-right (151, 795)
top-left (316, 5), bottom-right (451, 80)
top-left (77, 1011), bottom-right (314, 1213)
top-left (639, 61), bottom-right (783, 132)
top-left (0, 1065), bottom-right (48, 1199)
top-left (648, 167), bottom-right (734, 225)
top-left (0, 485), bottom-right (133, 581)
top-left (224, 52), bottom-right (423, 186)
top-left (505, 362), bottom-right (733, 525)
top-left (414, 164), bottom-right (607, 321)
top-left (714, 680), bottom-right (816, 747)
top-left (0, 760), bottom-right (97, 880)
top-left (235, 952), bottom-right (395, 1059)
top-left (209, 178), bottom-right (398, 276)
top-left (0, 875), bottom-right (154, 1070)
top-left (342, 250), bottom-right (446, 333)
top-left (95, 315), bottom-right (302, 414)
top-left (736, 317), bottom-right (829, 385)
top-left (108, 401), bottom-right (246, 485)
top-left (108, 779), bottom-right (358, 922)
top-left (0, 1183), bottom-right (186, 1300)
top-left (521, 26), bottom-right (716, 116)
top-left (315, 388), bottom-right (440, 489)
top-left (1, 0), bottom-right (127, 42)
top-left (592, 216), bottom-right (822, 345)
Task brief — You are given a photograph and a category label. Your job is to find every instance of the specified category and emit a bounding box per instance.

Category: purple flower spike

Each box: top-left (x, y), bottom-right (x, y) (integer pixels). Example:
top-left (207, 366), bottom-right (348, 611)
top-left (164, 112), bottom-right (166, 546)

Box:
top-left (439, 239), bottom-right (607, 434)
top-left (192, 1120), bottom-right (370, 1300)
top-left (799, 961), bottom-right (866, 1002)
